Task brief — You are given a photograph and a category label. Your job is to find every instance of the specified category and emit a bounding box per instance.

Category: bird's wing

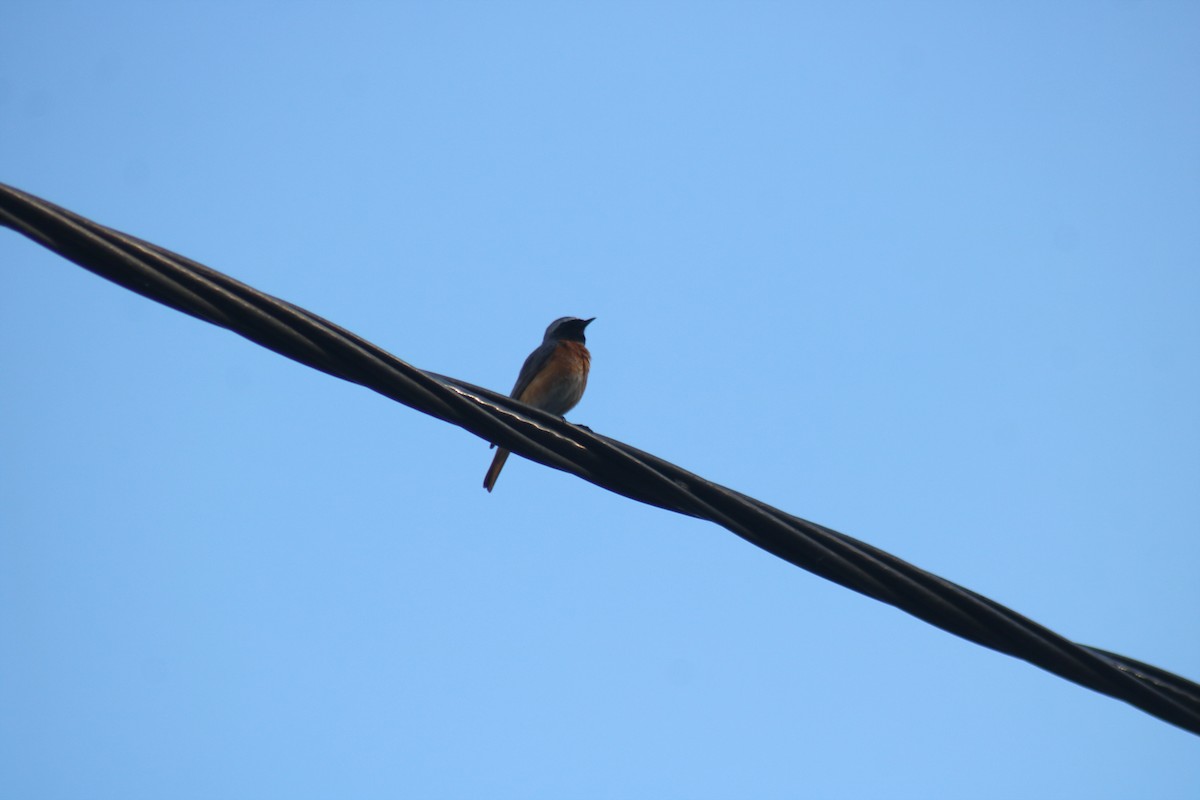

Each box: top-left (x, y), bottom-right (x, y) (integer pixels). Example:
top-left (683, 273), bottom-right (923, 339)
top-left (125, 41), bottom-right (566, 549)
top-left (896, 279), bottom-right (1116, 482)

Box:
top-left (486, 341), bottom-right (557, 451)
top-left (509, 341), bottom-right (556, 401)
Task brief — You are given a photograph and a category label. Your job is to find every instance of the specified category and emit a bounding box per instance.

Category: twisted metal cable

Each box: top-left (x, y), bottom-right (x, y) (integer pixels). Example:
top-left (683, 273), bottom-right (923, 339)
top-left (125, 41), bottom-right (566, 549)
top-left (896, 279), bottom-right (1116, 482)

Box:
top-left (3, 182), bottom-right (1197, 736)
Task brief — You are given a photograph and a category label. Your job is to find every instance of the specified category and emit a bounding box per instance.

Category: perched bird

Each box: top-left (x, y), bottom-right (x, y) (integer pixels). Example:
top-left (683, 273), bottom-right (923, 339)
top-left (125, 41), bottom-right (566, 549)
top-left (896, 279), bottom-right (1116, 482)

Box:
top-left (483, 316), bottom-right (594, 492)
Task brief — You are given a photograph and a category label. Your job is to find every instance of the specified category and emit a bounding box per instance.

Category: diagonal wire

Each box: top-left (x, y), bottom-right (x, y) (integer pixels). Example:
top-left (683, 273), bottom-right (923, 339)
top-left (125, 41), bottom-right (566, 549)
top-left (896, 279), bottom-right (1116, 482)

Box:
top-left (3, 182), bottom-right (1197, 736)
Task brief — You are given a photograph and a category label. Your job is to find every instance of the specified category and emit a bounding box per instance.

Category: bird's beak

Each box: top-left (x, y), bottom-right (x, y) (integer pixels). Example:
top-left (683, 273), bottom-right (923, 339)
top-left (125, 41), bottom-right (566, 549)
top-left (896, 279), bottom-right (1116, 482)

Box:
top-left (583, 317), bottom-right (596, 326)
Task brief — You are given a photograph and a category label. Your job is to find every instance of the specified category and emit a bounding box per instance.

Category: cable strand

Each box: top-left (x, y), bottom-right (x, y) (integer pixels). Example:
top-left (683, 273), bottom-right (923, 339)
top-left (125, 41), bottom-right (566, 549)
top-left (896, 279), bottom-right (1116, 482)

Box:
top-left (3, 182), bottom-right (1197, 736)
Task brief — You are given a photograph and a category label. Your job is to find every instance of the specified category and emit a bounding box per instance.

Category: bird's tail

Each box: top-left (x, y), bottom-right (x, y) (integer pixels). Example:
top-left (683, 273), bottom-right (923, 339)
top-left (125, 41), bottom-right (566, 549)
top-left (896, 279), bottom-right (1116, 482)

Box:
top-left (483, 448), bottom-right (510, 492)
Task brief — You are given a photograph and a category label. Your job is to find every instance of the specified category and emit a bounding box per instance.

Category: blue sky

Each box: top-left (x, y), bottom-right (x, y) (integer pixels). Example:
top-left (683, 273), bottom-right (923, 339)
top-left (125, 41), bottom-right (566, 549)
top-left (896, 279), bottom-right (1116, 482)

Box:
top-left (2, 2), bottom-right (1198, 797)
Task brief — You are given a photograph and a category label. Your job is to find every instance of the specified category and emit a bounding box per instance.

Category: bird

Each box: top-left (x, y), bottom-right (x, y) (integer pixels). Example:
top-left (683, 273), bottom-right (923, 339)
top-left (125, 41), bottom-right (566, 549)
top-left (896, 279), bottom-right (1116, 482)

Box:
top-left (483, 316), bottom-right (594, 492)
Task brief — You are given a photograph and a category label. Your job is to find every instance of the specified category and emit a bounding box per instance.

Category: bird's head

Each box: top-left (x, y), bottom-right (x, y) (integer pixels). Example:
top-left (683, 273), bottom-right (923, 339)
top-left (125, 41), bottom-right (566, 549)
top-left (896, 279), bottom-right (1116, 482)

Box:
top-left (544, 316), bottom-right (595, 343)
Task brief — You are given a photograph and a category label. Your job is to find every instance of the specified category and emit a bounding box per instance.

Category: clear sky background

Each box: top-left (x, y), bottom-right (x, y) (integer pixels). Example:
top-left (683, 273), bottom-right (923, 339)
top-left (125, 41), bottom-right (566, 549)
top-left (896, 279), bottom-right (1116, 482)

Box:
top-left (2, 2), bottom-right (1198, 797)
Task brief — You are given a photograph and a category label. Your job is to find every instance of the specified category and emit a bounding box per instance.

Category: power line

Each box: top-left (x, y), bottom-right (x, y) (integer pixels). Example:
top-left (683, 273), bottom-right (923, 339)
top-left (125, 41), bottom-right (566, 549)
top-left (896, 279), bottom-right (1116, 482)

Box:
top-left (3, 182), bottom-right (1197, 736)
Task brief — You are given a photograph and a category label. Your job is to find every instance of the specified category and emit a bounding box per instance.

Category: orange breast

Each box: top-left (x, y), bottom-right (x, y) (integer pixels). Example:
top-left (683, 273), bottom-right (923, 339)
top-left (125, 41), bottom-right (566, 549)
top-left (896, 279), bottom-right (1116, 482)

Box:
top-left (518, 341), bottom-right (591, 414)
